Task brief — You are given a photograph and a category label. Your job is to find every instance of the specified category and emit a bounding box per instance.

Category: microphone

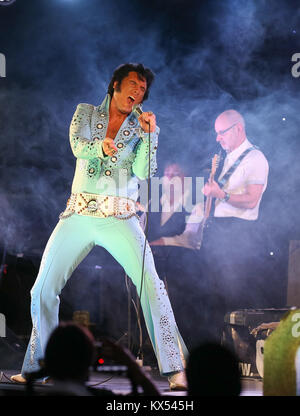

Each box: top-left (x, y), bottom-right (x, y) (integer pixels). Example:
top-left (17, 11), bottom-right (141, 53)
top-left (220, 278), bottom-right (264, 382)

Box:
top-left (132, 104), bottom-right (143, 117)
top-left (132, 104), bottom-right (150, 124)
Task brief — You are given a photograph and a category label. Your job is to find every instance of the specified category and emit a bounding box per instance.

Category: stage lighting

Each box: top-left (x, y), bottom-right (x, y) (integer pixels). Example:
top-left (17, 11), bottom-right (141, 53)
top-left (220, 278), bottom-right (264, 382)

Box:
top-left (0, 313), bottom-right (5, 337)
top-left (0, 0), bottom-right (17, 6)
top-left (0, 53), bottom-right (5, 78)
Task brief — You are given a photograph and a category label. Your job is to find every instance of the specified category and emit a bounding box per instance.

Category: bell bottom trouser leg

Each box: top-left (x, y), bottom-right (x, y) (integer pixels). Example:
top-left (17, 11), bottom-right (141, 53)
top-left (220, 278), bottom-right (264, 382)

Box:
top-left (21, 214), bottom-right (188, 377)
top-left (21, 214), bottom-right (95, 376)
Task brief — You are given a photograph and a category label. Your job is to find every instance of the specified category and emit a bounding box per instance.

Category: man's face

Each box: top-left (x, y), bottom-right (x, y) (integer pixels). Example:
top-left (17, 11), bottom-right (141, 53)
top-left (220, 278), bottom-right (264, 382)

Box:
top-left (215, 116), bottom-right (240, 153)
top-left (163, 164), bottom-right (184, 181)
top-left (162, 164), bottom-right (184, 197)
top-left (113, 71), bottom-right (147, 114)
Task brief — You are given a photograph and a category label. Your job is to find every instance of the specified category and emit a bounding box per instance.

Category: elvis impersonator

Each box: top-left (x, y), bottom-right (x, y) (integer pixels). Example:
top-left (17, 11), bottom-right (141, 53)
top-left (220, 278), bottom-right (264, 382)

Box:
top-left (11, 63), bottom-right (188, 391)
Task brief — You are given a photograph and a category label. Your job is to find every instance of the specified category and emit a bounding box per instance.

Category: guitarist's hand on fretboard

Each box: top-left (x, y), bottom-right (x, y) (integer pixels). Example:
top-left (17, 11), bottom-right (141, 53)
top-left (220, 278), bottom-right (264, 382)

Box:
top-left (202, 180), bottom-right (225, 200)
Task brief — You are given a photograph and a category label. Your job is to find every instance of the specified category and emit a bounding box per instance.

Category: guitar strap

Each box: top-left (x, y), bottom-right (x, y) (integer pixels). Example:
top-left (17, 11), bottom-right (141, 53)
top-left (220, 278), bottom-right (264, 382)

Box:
top-left (208, 146), bottom-right (258, 218)
top-left (195, 146), bottom-right (258, 249)
top-left (217, 146), bottom-right (258, 188)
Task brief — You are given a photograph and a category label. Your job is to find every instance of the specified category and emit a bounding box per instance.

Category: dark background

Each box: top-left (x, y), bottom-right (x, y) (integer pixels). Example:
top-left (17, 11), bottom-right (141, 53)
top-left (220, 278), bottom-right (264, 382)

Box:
top-left (0, 0), bottom-right (299, 354)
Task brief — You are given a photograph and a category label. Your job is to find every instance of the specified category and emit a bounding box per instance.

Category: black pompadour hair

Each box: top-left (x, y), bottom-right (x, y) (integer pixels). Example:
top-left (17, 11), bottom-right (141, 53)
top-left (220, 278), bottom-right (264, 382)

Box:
top-left (107, 63), bottom-right (155, 102)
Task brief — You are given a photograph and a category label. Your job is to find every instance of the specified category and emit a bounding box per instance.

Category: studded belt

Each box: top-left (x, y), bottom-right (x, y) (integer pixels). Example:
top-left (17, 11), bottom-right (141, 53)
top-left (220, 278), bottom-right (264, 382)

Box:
top-left (59, 192), bottom-right (138, 220)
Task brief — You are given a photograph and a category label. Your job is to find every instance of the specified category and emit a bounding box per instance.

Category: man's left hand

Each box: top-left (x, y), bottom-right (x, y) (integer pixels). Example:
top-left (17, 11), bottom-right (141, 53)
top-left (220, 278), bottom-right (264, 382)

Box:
top-left (202, 180), bottom-right (224, 199)
top-left (138, 111), bottom-right (156, 133)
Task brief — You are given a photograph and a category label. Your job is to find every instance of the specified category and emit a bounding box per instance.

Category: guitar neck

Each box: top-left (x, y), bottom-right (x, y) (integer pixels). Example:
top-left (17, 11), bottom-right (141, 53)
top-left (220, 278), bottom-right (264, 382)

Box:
top-left (203, 171), bottom-right (216, 218)
top-left (196, 153), bottom-right (220, 249)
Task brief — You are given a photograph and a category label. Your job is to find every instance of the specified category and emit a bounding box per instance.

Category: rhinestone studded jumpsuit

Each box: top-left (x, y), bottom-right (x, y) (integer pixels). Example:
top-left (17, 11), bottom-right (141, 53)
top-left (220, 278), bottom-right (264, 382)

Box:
top-left (20, 94), bottom-right (188, 377)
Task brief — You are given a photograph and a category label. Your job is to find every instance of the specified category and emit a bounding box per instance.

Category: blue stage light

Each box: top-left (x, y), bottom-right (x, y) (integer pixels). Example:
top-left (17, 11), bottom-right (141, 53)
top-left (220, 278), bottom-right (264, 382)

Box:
top-left (0, 0), bottom-right (17, 6)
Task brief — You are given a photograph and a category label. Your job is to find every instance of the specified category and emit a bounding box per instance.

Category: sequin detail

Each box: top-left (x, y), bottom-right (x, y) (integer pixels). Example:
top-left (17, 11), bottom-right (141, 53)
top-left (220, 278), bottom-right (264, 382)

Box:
top-left (30, 320), bottom-right (38, 365)
top-left (86, 158), bottom-right (100, 178)
top-left (60, 192), bottom-right (139, 220)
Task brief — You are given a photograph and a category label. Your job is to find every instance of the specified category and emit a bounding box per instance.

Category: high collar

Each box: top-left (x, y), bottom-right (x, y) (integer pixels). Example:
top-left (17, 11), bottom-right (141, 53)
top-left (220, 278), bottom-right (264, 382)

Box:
top-left (98, 94), bottom-right (111, 113)
top-left (225, 138), bottom-right (252, 163)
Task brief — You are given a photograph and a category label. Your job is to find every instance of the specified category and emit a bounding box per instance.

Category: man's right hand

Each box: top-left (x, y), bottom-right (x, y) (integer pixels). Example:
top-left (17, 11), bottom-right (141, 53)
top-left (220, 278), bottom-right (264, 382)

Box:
top-left (102, 137), bottom-right (118, 157)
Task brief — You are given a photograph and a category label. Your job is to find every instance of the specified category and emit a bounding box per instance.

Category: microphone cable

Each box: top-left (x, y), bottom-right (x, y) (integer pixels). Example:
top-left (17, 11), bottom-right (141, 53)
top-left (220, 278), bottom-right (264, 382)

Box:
top-left (125, 110), bottom-right (152, 363)
top-left (136, 120), bottom-right (152, 361)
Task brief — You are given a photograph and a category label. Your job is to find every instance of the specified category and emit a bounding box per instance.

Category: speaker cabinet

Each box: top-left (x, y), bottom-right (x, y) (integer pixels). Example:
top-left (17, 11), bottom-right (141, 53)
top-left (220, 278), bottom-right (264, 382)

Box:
top-left (222, 308), bottom-right (291, 378)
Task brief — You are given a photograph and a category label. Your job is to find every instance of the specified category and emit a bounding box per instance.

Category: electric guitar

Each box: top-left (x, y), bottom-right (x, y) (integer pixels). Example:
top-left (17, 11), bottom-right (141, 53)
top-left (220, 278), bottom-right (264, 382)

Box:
top-left (196, 153), bottom-right (220, 249)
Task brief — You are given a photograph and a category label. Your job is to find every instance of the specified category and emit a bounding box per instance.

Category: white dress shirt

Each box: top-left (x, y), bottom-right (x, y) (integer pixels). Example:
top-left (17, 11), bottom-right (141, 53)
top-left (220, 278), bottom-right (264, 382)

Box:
top-left (214, 138), bottom-right (269, 220)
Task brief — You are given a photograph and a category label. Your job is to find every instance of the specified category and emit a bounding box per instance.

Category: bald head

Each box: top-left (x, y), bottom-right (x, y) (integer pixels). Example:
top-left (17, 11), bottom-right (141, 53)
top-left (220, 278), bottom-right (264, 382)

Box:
top-left (216, 110), bottom-right (245, 129)
top-left (215, 110), bottom-right (247, 153)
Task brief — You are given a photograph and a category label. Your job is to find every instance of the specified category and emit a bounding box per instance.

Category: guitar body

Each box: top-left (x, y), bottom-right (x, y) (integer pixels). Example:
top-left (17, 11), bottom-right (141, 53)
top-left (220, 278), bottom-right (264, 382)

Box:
top-left (195, 154), bottom-right (220, 250)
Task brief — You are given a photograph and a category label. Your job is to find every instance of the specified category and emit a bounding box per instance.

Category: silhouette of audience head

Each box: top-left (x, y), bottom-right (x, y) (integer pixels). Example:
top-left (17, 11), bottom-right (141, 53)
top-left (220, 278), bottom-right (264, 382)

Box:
top-left (44, 321), bottom-right (96, 383)
top-left (186, 342), bottom-right (241, 396)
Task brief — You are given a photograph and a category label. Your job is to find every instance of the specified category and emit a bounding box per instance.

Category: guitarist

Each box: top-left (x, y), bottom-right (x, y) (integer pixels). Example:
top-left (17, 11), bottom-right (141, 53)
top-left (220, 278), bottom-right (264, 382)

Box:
top-left (201, 109), bottom-right (269, 341)
top-left (203, 110), bottom-right (268, 214)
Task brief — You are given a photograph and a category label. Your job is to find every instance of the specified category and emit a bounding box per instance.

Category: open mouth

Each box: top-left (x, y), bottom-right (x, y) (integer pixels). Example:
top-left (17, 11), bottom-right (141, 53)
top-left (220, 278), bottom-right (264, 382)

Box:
top-left (128, 95), bottom-right (135, 105)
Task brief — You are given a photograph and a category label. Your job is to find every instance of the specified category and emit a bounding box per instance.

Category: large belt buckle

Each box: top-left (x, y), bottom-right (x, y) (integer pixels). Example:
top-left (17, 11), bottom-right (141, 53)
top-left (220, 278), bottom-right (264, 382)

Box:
top-left (87, 199), bottom-right (98, 213)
